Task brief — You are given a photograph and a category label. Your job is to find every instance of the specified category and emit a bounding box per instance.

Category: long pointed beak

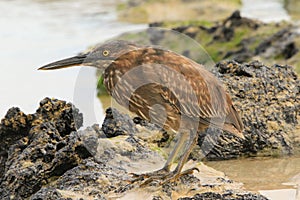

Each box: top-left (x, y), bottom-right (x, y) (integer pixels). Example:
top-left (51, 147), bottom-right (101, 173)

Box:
top-left (38, 54), bottom-right (88, 70)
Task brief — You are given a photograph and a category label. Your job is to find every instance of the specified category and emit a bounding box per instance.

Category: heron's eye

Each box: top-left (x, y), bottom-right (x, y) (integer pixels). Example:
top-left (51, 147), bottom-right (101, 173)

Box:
top-left (102, 50), bottom-right (110, 57)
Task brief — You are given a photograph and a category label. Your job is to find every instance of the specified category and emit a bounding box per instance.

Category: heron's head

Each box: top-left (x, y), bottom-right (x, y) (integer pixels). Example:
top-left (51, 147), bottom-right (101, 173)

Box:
top-left (38, 40), bottom-right (139, 72)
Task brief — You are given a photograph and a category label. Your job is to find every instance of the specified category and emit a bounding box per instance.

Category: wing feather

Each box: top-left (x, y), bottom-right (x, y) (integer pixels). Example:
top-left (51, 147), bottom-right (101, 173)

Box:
top-left (104, 47), bottom-right (243, 135)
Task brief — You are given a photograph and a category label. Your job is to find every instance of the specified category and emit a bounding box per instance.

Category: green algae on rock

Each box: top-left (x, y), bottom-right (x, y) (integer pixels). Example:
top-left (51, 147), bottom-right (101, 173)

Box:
top-left (149, 10), bottom-right (300, 73)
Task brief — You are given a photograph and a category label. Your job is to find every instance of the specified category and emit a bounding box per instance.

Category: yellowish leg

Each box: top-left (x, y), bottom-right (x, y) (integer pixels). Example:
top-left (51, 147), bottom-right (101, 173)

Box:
top-left (166, 131), bottom-right (198, 181)
top-left (132, 130), bottom-right (199, 185)
top-left (161, 131), bottom-right (189, 172)
top-left (133, 131), bottom-right (190, 178)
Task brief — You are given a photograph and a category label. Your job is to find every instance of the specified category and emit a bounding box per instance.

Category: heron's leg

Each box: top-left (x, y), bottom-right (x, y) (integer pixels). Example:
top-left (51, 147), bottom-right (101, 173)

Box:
top-left (131, 131), bottom-right (189, 179)
top-left (161, 131), bottom-right (189, 172)
top-left (132, 132), bottom-right (189, 182)
top-left (168, 130), bottom-right (198, 179)
top-left (131, 130), bottom-right (199, 185)
top-left (154, 130), bottom-right (198, 182)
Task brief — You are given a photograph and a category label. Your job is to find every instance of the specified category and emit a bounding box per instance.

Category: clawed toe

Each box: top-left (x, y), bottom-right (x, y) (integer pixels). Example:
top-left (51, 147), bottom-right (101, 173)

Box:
top-left (129, 167), bottom-right (199, 186)
top-left (128, 169), bottom-right (169, 185)
top-left (180, 167), bottom-right (199, 175)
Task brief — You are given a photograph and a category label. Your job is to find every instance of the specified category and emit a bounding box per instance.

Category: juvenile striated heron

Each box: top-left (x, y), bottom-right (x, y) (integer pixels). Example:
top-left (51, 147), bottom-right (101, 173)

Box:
top-left (38, 40), bottom-right (244, 183)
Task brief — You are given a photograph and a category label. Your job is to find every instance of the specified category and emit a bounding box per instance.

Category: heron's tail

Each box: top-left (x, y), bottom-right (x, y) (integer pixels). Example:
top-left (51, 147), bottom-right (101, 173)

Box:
top-left (202, 104), bottom-right (244, 139)
top-left (223, 105), bottom-right (244, 139)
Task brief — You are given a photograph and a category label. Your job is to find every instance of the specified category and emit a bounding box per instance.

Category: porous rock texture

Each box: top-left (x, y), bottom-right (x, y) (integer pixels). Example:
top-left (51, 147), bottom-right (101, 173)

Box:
top-left (0, 98), bottom-right (87, 199)
top-left (0, 98), bottom-right (267, 200)
top-left (199, 60), bottom-right (300, 160)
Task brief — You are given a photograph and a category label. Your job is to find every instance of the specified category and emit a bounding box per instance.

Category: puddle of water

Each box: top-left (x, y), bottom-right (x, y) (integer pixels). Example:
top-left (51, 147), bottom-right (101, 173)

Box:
top-left (205, 156), bottom-right (300, 199)
top-left (241, 0), bottom-right (290, 22)
top-left (0, 0), bottom-right (146, 127)
top-left (260, 189), bottom-right (298, 200)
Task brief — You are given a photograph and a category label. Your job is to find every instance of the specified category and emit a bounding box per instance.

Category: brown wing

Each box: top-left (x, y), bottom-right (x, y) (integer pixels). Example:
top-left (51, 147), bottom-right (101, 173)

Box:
top-left (104, 47), bottom-right (244, 136)
top-left (157, 52), bottom-right (244, 136)
top-left (151, 51), bottom-right (226, 117)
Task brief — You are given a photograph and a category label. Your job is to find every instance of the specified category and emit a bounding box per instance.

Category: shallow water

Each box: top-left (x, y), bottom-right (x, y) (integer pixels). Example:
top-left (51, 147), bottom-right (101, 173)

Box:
top-left (206, 156), bottom-right (300, 199)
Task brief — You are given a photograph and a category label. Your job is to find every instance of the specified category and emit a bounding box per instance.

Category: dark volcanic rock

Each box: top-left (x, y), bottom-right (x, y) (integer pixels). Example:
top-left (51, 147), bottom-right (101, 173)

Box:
top-left (0, 107), bottom-right (31, 179)
top-left (30, 188), bottom-right (68, 200)
top-left (0, 98), bottom-right (86, 199)
top-left (209, 14), bottom-right (299, 63)
top-left (179, 192), bottom-right (268, 200)
top-left (0, 101), bottom-right (267, 200)
top-left (199, 60), bottom-right (300, 160)
top-left (255, 27), bottom-right (299, 59)
top-left (34, 97), bottom-right (83, 136)
top-left (200, 10), bottom-right (260, 42)
top-left (147, 10), bottom-right (300, 65)
top-left (213, 17), bottom-right (300, 63)
top-left (28, 114), bottom-right (266, 200)
top-left (101, 107), bottom-right (137, 138)
top-left (168, 10), bottom-right (260, 42)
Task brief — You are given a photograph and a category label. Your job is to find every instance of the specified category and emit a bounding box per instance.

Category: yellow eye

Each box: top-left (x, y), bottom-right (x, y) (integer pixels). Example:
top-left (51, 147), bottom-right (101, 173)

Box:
top-left (102, 50), bottom-right (109, 57)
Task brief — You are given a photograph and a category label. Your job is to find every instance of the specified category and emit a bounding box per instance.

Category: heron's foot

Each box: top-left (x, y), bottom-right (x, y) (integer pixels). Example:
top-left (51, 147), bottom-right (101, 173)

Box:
top-left (130, 167), bottom-right (199, 186)
top-left (160, 167), bottom-right (199, 185)
top-left (130, 167), bottom-right (169, 182)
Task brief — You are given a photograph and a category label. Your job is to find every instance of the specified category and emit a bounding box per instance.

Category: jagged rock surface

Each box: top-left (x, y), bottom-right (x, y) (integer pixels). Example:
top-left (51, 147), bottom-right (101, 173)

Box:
top-left (200, 60), bottom-right (300, 159)
top-left (0, 98), bottom-right (87, 199)
top-left (0, 100), bottom-right (267, 200)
